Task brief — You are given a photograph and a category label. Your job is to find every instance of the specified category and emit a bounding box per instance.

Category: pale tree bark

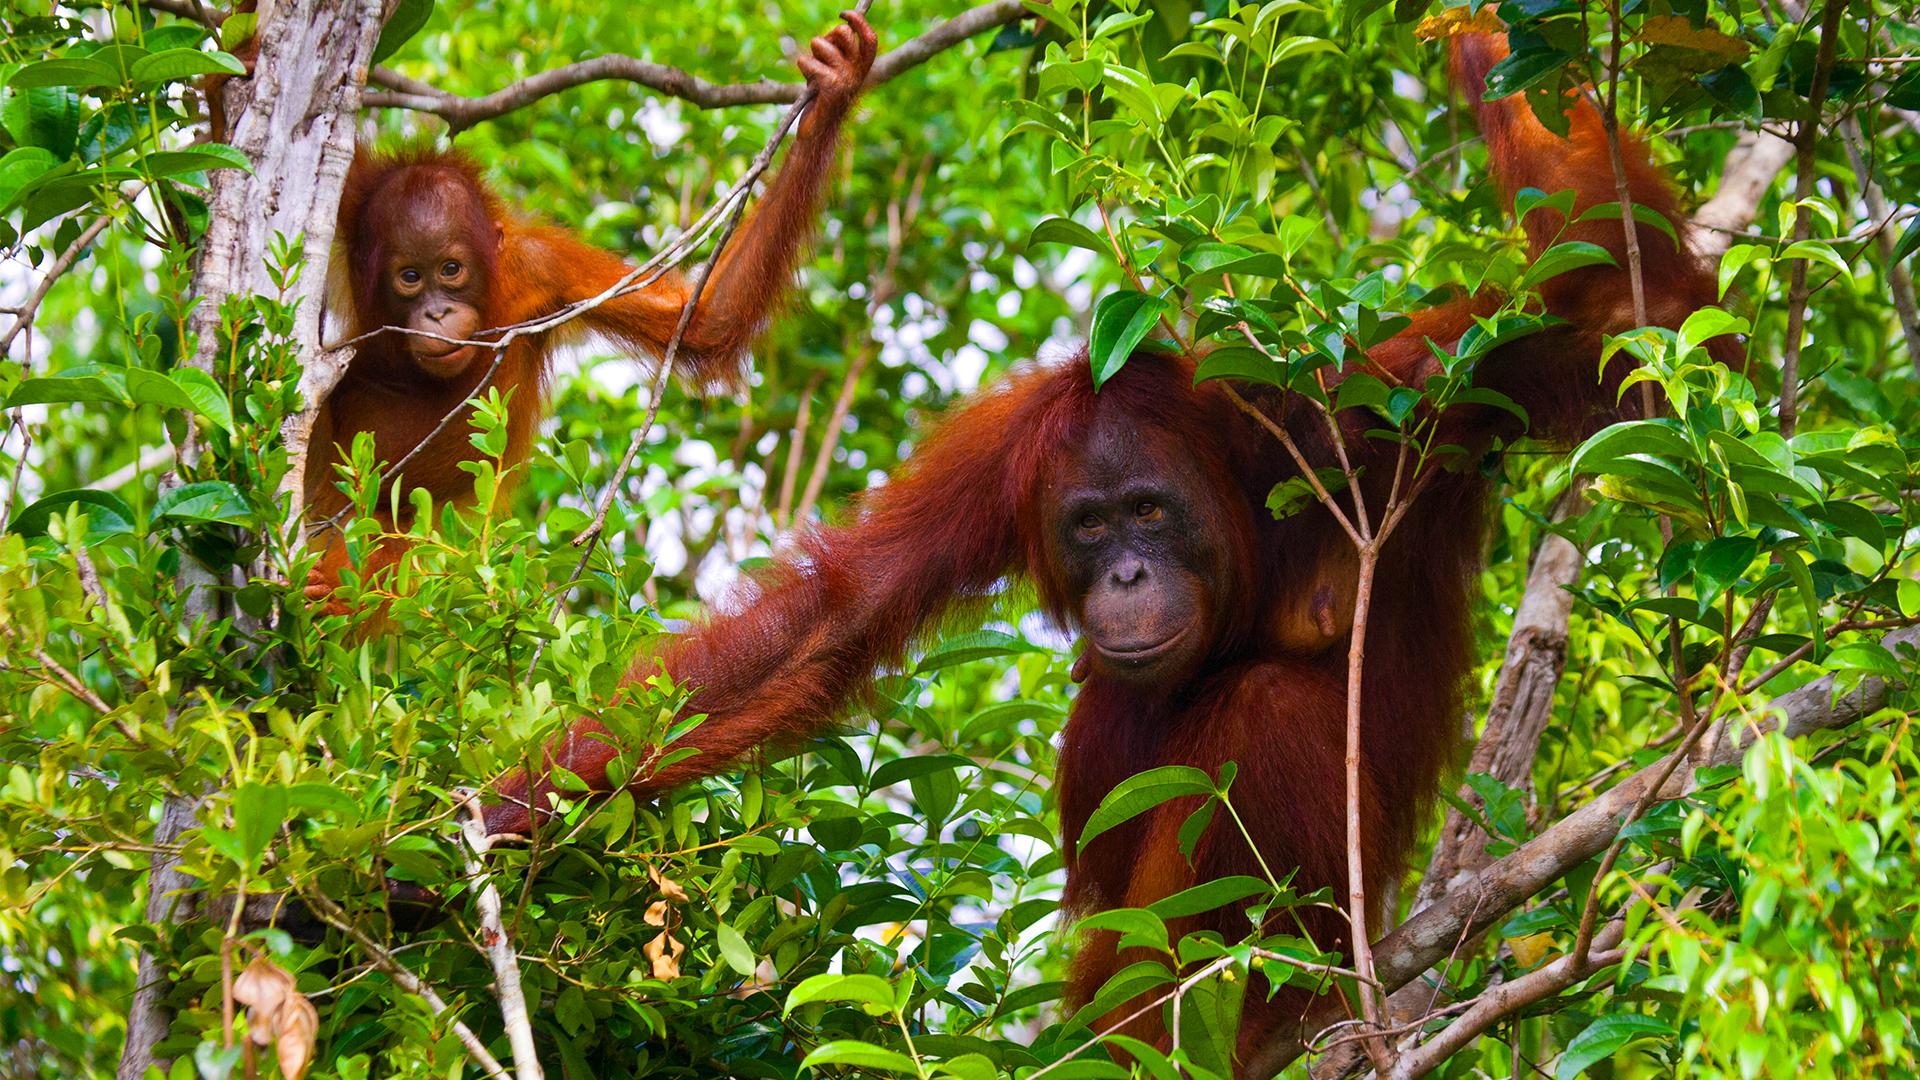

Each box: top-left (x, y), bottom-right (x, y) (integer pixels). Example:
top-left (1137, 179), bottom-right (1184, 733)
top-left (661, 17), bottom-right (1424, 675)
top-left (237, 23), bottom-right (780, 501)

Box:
top-left (1692, 129), bottom-right (1796, 259)
top-left (118, 4), bottom-right (387, 1078)
top-left (1414, 487), bottom-right (1583, 914)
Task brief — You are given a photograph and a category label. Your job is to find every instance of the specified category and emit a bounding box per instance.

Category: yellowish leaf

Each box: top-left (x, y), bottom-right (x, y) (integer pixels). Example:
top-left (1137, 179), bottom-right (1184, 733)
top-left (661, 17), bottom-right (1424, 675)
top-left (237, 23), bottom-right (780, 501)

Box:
top-left (1507, 931), bottom-right (1558, 968)
top-left (1416, 6), bottom-right (1504, 41)
top-left (1638, 16), bottom-right (1747, 57)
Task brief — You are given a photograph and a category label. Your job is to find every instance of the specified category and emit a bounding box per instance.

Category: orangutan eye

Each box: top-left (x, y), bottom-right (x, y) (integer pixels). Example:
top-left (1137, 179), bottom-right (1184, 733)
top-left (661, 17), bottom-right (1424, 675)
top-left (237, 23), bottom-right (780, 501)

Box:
top-left (1135, 500), bottom-right (1161, 521)
top-left (399, 268), bottom-right (422, 285)
top-left (1078, 513), bottom-right (1102, 532)
top-left (440, 260), bottom-right (462, 278)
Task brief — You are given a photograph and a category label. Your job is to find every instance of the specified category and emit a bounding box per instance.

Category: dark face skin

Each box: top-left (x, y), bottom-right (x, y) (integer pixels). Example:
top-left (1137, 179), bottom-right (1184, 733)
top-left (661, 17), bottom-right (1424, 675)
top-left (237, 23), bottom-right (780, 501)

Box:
top-left (370, 180), bottom-right (494, 380)
top-left (1049, 418), bottom-right (1228, 685)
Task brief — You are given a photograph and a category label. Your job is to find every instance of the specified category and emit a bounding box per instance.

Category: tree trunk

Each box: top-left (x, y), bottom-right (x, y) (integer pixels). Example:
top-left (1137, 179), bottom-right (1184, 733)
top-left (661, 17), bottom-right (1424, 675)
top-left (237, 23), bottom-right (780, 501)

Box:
top-left (118, 4), bottom-right (385, 1077)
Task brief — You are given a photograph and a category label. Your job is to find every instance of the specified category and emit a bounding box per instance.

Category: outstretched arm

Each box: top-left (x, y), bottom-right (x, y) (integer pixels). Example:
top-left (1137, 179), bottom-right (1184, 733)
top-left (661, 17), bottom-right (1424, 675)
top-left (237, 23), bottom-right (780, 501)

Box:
top-left (484, 367), bottom-right (1064, 837)
top-left (503, 13), bottom-right (877, 387)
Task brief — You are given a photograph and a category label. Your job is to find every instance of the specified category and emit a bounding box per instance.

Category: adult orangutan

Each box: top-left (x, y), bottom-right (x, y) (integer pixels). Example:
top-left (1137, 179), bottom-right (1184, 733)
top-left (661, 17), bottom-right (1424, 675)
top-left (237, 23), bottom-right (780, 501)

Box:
top-left (480, 32), bottom-right (1726, 1062)
top-left (304, 12), bottom-right (877, 607)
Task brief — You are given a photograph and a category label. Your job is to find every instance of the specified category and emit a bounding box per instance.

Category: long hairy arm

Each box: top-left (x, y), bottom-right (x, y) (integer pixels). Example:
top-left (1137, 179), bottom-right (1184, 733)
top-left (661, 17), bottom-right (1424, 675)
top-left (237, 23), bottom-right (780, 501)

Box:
top-left (484, 366), bottom-right (1064, 836)
top-left (501, 14), bottom-right (876, 388)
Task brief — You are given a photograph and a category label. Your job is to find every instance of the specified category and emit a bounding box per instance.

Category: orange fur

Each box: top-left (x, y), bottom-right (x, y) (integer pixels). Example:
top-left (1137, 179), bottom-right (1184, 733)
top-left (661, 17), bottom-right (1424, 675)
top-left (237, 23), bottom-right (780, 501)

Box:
top-left (305, 39), bottom-right (865, 601)
top-left (482, 32), bottom-right (1727, 1069)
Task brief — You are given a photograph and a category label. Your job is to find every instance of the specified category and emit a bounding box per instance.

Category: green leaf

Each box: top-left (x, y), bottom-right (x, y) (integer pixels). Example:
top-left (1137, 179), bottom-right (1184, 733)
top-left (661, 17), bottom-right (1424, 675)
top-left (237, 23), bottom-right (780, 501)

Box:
top-left (143, 145), bottom-right (251, 179)
top-left (9, 488), bottom-right (138, 538)
top-left (1077, 765), bottom-right (1214, 853)
top-left (127, 49), bottom-right (246, 85)
top-left (1075, 907), bottom-right (1170, 953)
top-left (714, 923), bottom-right (757, 976)
top-left (914, 629), bottom-right (1039, 674)
top-left (231, 782), bottom-right (288, 865)
top-left (8, 58), bottom-right (121, 90)
top-left (153, 480), bottom-right (249, 524)
top-left (168, 368), bottom-right (235, 433)
top-left (1088, 290), bottom-right (1172, 390)
top-left (1826, 642), bottom-right (1903, 679)
top-left (1146, 875), bottom-right (1271, 919)
top-left (1777, 239), bottom-right (1850, 277)
top-left (1518, 241), bottom-right (1617, 291)
top-left (871, 753), bottom-right (970, 789)
top-left (1027, 215), bottom-right (1107, 253)
top-left (1694, 536), bottom-right (1758, 603)
top-left (1569, 420), bottom-right (1697, 478)
top-left (785, 973), bottom-right (899, 1016)
top-left (1891, 217), bottom-right (1920, 267)
top-left (1717, 243), bottom-right (1765, 300)
top-left (372, 0), bottom-right (436, 64)
top-left (5, 373), bottom-right (125, 408)
top-left (1192, 345), bottom-right (1284, 387)
top-left (799, 1041), bottom-right (919, 1073)
top-left (1572, 201), bottom-right (1680, 248)
top-left (1555, 1014), bottom-right (1673, 1079)
top-left (0, 147), bottom-right (57, 210)
top-left (1272, 36), bottom-right (1342, 63)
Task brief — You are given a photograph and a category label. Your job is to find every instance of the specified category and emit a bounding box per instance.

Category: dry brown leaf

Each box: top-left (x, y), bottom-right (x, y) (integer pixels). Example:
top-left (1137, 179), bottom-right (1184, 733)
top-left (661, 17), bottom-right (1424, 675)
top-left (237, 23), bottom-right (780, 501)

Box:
top-left (644, 929), bottom-right (686, 979)
top-left (647, 864), bottom-right (689, 902)
top-left (233, 955), bottom-right (294, 1048)
top-left (1415, 6), bottom-right (1505, 41)
top-left (232, 954), bottom-right (318, 1079)
top-left (643, 899), bottom-right (672, 927)
top-left (275, 993), bottom-right (318, 1080)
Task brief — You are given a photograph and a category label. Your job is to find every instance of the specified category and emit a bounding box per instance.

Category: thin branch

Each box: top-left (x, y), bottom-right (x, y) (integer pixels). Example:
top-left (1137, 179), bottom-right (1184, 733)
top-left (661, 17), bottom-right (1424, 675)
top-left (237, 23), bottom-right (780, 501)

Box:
top-left (1778, 0), bottom-right (1848, 438)
top-left (1385, 940), bottom-right (1629, 1080)
top-left (363, 1), bottom-right (1025, 132)
top-left (523, 0), bottom-right (875, 681)
top-left (298, 889), bottom-right (513, 1080)
top-left (1244, 624), bottom-right (1919, 1076)
top-left (1840, 117), bottom-right (1920, 376)
top-left (0, 214), bottom-right (111, 357)
top-left (458, 793), bottom-right (542, 1080)
top-left (793, 345), bottom-right (871, 527)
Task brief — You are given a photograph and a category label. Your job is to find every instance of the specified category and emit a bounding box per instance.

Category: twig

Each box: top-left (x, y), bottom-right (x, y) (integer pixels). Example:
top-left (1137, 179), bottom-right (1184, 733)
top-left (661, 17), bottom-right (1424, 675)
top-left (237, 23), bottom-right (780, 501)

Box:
top-left (522, 0), bottom-right (875, 681)
top-left (1385, 941), bottom-right (1629, 1079)
top-left (1778, 0), bottom-right (1847, 438)
top-left (1243, 624), bottom-right (1919, 1075)
top-left (1840, 117), bottom-right (1920, 376)
top-left (793, 344), bottom-right (872, 526)
top-left (776, 370), bottom-right (824, 530)
top-left (363, 2), bottom-right (1024, 132)
top-left (0, 214), bottom-right (111, 356)
top-left (298, 889), bottom-right (513, 1080)
top-left (458, 793), bottom-right (542, 1080)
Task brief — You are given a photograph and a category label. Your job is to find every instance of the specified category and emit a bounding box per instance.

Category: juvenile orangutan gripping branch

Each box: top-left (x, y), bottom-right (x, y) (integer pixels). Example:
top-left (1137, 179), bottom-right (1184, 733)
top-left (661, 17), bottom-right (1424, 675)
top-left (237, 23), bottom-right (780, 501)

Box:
top-left (304, 13), bottom-right (878, 607)
top-left (482, 32), bottom-right (1727, 1061)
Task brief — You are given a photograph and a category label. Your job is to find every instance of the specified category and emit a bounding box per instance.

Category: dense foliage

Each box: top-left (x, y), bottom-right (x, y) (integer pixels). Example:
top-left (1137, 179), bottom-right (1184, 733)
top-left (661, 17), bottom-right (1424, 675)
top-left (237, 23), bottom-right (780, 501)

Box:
top-left (0, 0), bottom-right (1916, 1077)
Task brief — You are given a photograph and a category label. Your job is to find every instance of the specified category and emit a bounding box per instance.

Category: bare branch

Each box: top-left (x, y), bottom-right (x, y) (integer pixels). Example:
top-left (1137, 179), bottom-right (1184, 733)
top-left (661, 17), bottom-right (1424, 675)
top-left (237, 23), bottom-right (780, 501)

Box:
top-left (298, 889), bottom-right (514, 1080)
top-left (0, 215), bottom-right (110, 358)
top-left (1415, 488), bottom-right (1584, 913)
top-left (1249, 625), bottom-right (1919, 1076)
top-left (1692, 130), bottom-right (1797, 257)
top-left (1778, 0), bottom-right (1848, 438)
top-left (458, 794), bottom-right (542, 1080)
top-left (1840, 117), bottom-right (1920, 376)
top-left (363, 1), bottom-right (1025, 131)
